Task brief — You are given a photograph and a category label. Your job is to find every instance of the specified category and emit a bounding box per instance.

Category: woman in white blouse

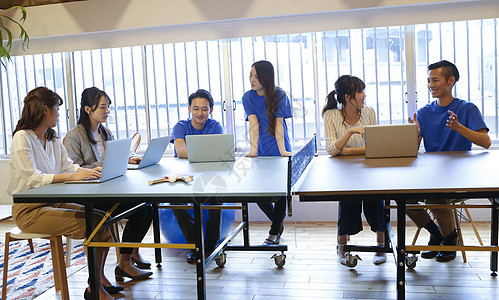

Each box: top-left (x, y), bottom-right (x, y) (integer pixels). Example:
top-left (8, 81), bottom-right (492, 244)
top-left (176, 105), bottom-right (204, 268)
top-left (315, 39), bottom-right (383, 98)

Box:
top-left (7, 87), bottom-right (116, 300)
top-left (322, 75), bottom-right (386, 266)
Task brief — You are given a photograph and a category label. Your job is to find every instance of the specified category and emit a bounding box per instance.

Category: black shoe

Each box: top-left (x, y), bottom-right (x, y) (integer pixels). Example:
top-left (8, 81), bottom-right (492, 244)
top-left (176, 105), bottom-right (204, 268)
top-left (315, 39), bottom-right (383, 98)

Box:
top-left (131, 257), bottom-right (151, 269)
top-left (114, 266), bottom-right (153, 282)
top-left (421, 232), bottom-right (444, 259)
top-left (204, 243), bottom-right (217, 259)
top-left (84, 288), bottom-right (118, 300)
top-left (186, 250), bottom-right (197, 264)
top-left (84, 289), bottom-right (91, 300)
top-left (87, 278), bottom-right (124, 294)
top-left (104, 285), bottom-right (124, 294)
top-left (436, 230), bottom-right (458, 262)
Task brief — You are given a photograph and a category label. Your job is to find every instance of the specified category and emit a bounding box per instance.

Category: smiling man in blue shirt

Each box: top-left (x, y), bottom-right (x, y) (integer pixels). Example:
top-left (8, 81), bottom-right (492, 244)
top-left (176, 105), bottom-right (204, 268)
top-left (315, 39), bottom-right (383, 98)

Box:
top-left (407, 60), bottom-right (490, 262)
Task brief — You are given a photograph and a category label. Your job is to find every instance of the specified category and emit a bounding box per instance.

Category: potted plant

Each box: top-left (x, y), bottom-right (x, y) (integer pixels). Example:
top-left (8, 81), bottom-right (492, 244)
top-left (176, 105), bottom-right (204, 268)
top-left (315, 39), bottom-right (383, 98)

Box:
top-left (0, 5), bottom-right (29, 67)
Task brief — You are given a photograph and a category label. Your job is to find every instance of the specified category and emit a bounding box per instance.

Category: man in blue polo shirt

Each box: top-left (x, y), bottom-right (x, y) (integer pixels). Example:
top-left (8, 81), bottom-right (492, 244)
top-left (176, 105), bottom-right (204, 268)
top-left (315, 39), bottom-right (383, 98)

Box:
top-left (408, 60), bottom-right (491, 262)
top-left (170, 89), bottom-right (223, 264)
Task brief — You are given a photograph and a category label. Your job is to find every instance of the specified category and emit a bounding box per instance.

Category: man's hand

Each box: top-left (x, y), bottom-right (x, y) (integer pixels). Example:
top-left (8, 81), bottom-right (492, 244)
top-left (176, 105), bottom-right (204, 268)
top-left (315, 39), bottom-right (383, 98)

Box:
top-left (408, 112), bottom-right (421, 138)
top-left (446, 110), bottom-right (462, 131)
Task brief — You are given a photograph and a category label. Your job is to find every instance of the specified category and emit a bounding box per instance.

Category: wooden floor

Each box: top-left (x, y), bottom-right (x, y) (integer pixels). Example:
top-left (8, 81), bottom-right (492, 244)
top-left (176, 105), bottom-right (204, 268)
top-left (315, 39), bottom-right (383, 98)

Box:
top-left (1, 219), bottom-right (498, 300)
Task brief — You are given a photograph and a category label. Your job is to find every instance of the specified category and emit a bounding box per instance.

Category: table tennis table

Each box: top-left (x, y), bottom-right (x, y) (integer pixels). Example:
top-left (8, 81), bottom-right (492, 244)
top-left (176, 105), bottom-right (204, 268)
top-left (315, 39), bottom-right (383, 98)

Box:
top-left (13, 156), bottom-right (292, 300)
top-left (293, 149), bottom-right (499, 300)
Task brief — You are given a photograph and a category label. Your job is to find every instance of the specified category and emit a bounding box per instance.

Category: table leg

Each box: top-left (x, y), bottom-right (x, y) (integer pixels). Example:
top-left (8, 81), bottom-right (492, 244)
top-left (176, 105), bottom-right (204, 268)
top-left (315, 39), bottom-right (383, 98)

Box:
top-left (396, 200), bottom-right (406, 300)
top-left (85, 202), bottom-right (99, 300)
top-left (491, 198), bottom-right (498, 277)
top-left (193, 202), bottom-right (206, 300)
top-left (152, 203), bottom-right (162, 268)
top-left (242, 203), bottom-right (250, 247)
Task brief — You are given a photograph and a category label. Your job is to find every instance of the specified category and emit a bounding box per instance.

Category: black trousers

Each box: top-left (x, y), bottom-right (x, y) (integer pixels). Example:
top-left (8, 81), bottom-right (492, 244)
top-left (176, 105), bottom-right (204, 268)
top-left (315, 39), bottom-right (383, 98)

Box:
top-left (338, 200), bottom-right (385, 236)
top-left (258, 196), bottom-right (286, 235)
top-left (172, 207), bottom-right (221, 252)
top-left (94, 202), bottom-right (154, 254)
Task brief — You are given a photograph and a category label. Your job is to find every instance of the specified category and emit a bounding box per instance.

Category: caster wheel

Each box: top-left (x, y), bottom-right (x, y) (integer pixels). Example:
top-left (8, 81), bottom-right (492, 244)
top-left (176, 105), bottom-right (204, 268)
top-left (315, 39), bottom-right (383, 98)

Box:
top-left (271, 253), bottom-right (286, 267)
top-left (345, 252), bottom-right (361, 268)
top-left (405, 255), bottom-right (418, 269)
top-left (215, 252), bottom-right (227, 267)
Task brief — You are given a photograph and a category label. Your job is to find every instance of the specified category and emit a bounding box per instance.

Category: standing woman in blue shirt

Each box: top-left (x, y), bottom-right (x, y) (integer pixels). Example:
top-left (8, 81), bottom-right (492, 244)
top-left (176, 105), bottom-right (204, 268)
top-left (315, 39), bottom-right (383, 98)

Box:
top-left (242, 60), bottom-right (292, 245)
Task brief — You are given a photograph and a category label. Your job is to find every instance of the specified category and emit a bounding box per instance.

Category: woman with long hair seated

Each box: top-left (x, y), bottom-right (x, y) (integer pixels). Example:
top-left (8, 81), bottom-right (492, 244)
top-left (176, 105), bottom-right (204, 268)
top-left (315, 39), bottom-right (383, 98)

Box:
top-left (7, 86), bottom-right (116, 299)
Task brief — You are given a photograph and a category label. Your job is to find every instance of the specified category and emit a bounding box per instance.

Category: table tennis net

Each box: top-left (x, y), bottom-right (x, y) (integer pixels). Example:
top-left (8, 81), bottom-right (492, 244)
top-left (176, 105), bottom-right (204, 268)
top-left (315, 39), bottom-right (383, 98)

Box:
top-left (290, 135), bottom-right (317, 188)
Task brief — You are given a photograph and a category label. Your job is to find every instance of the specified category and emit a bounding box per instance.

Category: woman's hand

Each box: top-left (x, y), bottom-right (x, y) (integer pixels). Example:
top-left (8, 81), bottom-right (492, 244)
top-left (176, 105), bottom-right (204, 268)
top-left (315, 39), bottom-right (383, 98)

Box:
top-left (129, 157), bottom-right (141, 164)
top-left (347, 126), bottom-right (365, 137)
top-left (245, 151), bottom-right (258, 157)
top-left (281, 151), bottom-right (292, 157)
top-left (70, 168), bottom-right (101, 181)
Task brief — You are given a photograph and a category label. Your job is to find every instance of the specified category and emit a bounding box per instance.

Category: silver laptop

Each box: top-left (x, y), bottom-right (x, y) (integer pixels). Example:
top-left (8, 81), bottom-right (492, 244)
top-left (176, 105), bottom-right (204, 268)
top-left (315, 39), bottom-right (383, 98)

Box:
top-left (128, 136), bottom-right (170, 170)
top-left (66, 138), bottom-right (132, 183)
top-left (185, 134), bottom-right (235, 163)
top-left (364, 124), bottom-right (419, 158)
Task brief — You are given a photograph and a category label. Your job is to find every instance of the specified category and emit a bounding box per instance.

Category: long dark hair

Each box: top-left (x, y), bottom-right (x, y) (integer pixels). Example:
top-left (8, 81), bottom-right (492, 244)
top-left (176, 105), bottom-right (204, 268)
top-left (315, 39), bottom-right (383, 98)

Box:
top-left (322, 75), bottom-right (365, 122)
top-left (13, 87), bottom-right (63, 141)
top-left (253, 60), bottom-right (279, 137)
top-left (78, 87), bottom-right (112, 145)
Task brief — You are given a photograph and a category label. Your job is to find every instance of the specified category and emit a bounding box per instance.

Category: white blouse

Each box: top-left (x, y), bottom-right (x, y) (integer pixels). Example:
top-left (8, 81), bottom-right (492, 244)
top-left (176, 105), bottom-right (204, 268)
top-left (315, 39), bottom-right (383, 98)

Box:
top-left (92, 130), bottom-right (105, 161)
top-left (323, 106), bottom-right (377, 156)
top-left (7, 129), bottom-right (80, 196)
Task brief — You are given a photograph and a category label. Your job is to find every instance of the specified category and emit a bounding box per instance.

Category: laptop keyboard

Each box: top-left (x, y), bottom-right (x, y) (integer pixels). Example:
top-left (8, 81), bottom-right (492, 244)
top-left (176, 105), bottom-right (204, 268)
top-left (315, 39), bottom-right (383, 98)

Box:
top-left (127, 164), bottom-right (139, 170)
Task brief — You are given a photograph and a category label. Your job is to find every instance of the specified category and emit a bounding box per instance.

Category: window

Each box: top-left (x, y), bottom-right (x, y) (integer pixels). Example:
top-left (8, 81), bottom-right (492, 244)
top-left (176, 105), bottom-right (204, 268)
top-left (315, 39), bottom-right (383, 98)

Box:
top-left (1, 18), bottom-right (497, 155)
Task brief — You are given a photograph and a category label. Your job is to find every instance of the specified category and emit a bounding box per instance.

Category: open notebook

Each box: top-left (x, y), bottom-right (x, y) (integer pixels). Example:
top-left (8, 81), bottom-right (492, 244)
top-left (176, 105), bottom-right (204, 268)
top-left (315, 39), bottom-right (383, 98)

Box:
top-left (66, 138), bottom-right (132, 183)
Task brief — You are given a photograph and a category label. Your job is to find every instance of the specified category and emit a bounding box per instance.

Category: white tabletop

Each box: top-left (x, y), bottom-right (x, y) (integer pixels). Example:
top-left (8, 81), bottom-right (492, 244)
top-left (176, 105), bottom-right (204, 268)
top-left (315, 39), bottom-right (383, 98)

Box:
top-left (14, 156), bottom-right (289, 203)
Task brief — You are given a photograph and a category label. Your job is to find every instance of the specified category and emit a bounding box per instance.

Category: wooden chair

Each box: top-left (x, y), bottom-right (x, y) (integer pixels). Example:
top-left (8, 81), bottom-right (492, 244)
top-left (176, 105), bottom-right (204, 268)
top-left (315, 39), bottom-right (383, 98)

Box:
top-left (2, 227), bottom-right (69, 300)
top-left (410, 199), bottom-right (484, 263)
top-left (131, 132), bottom-right (141, 153)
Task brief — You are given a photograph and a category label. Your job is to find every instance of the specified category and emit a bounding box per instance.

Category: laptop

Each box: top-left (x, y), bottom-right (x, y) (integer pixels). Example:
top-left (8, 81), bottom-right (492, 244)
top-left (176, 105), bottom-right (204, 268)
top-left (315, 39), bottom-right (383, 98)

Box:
top-left (128, 136), bottom-right (170, 170)
top-left (66, 138), bottom-right (132, 183)
top-left (185, 134), bottom-right (235, 163)
top-left (364, 123), bottom-right (419, 158)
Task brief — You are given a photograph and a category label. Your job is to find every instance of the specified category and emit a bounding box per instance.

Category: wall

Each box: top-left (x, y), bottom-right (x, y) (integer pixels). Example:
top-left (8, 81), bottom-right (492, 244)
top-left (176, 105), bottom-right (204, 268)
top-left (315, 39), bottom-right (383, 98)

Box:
top-left (5, 0), bottom-right (499, 55)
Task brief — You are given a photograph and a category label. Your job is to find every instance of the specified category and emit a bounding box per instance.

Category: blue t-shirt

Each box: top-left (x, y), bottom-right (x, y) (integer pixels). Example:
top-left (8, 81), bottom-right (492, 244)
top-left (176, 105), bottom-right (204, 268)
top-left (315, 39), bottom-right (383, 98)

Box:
top-left (242, 88), bottom-right (292, 156)
top-left (170, 118), bottom-right (224, 157)
top-left (417, 98), bottom-right (488, 152)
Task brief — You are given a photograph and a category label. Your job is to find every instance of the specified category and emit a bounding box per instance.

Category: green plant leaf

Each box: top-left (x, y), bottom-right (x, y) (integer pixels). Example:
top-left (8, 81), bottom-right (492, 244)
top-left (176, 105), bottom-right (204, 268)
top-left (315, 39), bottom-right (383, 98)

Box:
top-left (0, 5), bottom-right (30, 65)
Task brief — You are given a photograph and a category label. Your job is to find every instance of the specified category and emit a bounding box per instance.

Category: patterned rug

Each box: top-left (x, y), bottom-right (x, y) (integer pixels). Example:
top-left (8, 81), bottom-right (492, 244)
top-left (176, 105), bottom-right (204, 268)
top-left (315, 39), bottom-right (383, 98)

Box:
top-left (0, 239), bottom-right (86, 300)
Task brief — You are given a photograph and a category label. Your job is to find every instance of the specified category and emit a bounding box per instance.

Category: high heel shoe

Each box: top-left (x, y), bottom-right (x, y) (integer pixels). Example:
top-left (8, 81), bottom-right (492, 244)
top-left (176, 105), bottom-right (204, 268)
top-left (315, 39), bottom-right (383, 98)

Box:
top-left (84, 288), bottom-right (118, 300)
top-left (131, 257), bottom-right (152, 269)
top-left (114, 266), bottom-right (153, 282)
top-left (104, 285), bottom-right (124, 294)
top-left (84, 289), bottom-right (91, 300)
top-left (87, 278), bottom-right (124, 294)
